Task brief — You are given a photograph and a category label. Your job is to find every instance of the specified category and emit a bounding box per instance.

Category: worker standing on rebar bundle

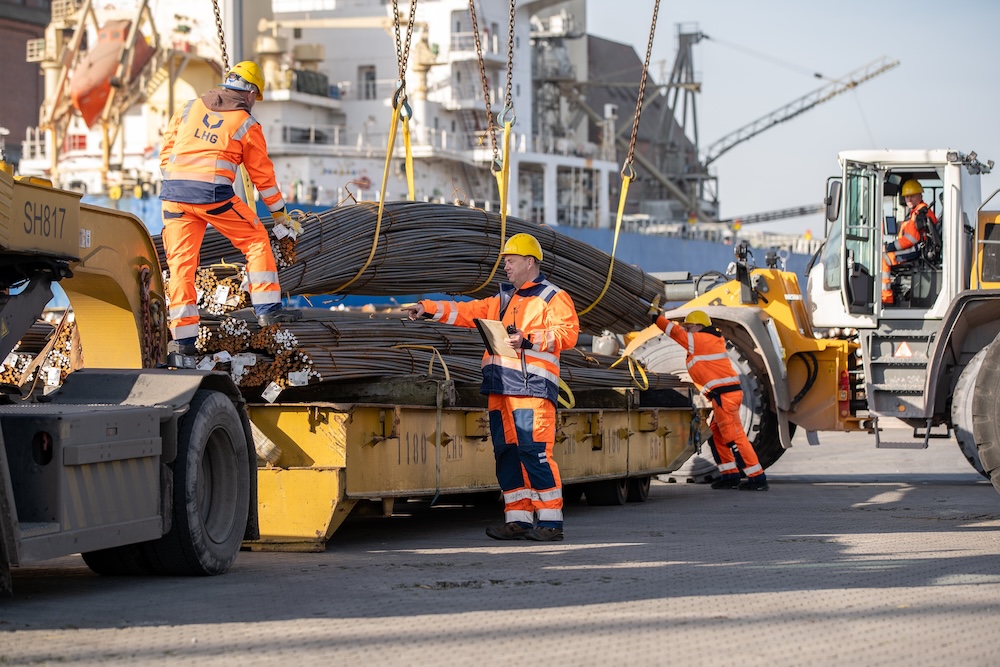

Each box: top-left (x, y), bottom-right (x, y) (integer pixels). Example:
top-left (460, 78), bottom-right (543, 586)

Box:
top-left (407, 233), bottom-right (579, 541)
top-left (159, 61), bottom-right (301, 356)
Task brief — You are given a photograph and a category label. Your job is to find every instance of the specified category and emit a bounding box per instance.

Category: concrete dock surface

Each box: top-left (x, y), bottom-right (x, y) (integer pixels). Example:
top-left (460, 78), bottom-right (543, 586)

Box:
top-left (2, 431), bottom-right (999, 666)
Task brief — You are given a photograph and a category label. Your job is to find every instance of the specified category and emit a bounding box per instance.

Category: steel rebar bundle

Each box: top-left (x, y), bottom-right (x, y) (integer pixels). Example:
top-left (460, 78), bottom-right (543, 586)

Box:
top-left (153, 201), bottom-right (664, 334)
top-left (191, 309), bottom-right (683, 394)
top-left (1, 320), bottom-right (78, 385)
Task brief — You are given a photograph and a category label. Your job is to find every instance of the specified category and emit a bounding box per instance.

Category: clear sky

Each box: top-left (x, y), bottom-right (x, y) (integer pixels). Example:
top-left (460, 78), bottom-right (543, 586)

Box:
top-left (585, 0), bottom-right (1000, 235)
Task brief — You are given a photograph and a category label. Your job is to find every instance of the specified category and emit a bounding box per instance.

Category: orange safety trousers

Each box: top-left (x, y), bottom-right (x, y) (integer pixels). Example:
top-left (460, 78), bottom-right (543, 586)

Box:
top-left (709, 389), bottom-right (764, 478)
top-left (161, 196), bottom-right (280, 341)
top-left (488, 394), bottom-right (563, 528)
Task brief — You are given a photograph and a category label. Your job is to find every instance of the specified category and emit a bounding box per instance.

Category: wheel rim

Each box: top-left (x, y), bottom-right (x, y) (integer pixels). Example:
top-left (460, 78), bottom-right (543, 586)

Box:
top-left (198, 425), bottom-right (239, 544)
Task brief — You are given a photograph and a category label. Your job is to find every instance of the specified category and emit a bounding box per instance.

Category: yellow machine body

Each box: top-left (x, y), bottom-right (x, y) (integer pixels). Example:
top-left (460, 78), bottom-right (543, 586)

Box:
top-left (679, 269), bottom-right (866, 435)
top-left (0, 170), bottom-right (167, 369)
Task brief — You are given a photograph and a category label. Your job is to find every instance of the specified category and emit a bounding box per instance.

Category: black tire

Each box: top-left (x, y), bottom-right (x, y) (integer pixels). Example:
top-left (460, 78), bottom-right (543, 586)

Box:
top-left (81, 543), bottom-right (152, 576)
top-left (563, 484), bottom-right (585, 504)
top-left (585, 478), bottom-right (628, 506)
top-left (626, 476), bottom-right (651, 503)
top-left (971, 337), bottom-right (1000, 493)
top-left (143, 390), bottom-right (250, 576)
top-left (951, 348), bottom-right (989, 478)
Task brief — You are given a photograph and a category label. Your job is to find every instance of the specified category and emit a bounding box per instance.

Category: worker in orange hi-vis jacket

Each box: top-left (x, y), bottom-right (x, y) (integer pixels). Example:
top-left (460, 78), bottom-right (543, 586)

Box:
top-left (652, 309), bottom-right (769, 491)
top-left (881, 179), bottom-right (939, 305)
top-left (159, 60), bottom-right (301, 356)
top-left (407, 233), bottom-right (580, 541)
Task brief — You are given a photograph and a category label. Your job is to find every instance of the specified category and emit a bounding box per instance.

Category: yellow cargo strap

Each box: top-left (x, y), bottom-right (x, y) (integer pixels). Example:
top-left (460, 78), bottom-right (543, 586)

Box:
top-left (577, 0), bottom-right (658, 318)
top-left (335, 1), bottom-right (418, 294)
top-left (391, 0), bottom-right (417, 201)
top-left (607, 322), bottom-right (664, 390)
top-left (402, 107), bottom-right (414, 201)
top-left (464, 111), bottom-right (514, 295)
top-left (578, 166), bottom-right (631, 316)
top-left (391, 344), bottom-right (452, 381)
top-left (238, 164), bottom-right (254, 207)
top-left (558, 377), bottom-right (576, 409)
top-left (608, 350), bottom-right (651, 391)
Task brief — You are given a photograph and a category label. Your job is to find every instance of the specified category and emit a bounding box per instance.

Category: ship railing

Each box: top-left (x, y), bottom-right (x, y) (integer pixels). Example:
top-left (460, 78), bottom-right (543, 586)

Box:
top-left (264, 122), bottom-right (531, 156)
top-left (621, 217), bottom-right (824, 255)
top-left (449, 32), bottom-right (502, 57)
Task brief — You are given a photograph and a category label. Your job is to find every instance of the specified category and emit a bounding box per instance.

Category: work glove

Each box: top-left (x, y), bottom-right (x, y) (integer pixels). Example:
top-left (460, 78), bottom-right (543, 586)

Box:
top-left (646, 294), bottom-right (663, 324)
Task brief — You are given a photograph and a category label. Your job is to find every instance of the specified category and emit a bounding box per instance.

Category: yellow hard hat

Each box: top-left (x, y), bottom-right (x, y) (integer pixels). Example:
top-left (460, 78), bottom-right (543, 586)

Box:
top-left (499, 233), bottom-right (543, 261)
top-left (684, 310), bottom-right (712, 327)
top-left (223, 61), bottom-right (265, 100)
top-left (901, 179), bottom-right (923, 197)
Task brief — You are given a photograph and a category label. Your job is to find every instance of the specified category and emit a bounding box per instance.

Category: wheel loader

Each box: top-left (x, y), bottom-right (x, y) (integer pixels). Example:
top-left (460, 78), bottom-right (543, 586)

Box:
top-left (630, 149), bottom-right (1000, 494)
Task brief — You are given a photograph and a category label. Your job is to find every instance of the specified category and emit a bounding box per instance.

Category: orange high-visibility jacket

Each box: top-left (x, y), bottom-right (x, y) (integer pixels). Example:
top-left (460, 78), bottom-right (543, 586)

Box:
top-left (159, 90), bottom-right (286, 212)
top-left (886, 201), bottom-right (938, 256)
top-left (655, 317), bottom-right (741, 396)
top-left (420, 277), bottom-right (579, 404)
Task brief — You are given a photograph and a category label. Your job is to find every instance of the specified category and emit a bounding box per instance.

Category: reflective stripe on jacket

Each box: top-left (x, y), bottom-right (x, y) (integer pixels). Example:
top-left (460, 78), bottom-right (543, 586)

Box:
top-left (421, 276), bottom-right (579, 404)
top-left (159, 90), bottom-right (286, 212)
top-left (656, 318), bottom-right (741, 395)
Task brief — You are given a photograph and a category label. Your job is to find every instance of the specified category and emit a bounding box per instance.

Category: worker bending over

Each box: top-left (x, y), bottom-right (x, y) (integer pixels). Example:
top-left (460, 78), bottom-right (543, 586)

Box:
top-left (408, 233), bottom-right (579, 541)
top-left (160, 60), bottom-right (300, 355)
top-left (653, 310), bottom-right (769, 491)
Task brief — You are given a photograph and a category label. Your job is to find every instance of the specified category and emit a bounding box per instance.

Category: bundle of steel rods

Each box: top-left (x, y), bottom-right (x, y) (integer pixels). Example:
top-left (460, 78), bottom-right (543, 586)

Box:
top-left (152, 201), bottom-right (664, 334)
top-left (188, 309), bottom-right (682, 394)
top-left (1, 319), bottom-right (78, 386)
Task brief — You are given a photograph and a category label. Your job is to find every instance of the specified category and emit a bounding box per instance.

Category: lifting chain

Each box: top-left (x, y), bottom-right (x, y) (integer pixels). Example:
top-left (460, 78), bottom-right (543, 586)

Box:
top-left (500, 0), bottom-right (515, 121)
top-left (578, 0), bottom-right (658, 317)
top-left (138, 266), bottom-right (164, 367)
top-left (211, 0), bottom-right (229, 73)
top-left (470, 0), bottom-right (517, 167)
top-left (623, 0), bottom-right (659, 177)
top-left (469, 1), bottom-right (498, 162)
top-left (391, 0), bottom-right (419, 110)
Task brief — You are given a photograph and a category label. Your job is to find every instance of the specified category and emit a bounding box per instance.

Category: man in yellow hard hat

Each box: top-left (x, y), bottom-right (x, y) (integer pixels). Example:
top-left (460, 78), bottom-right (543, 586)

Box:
top-left (159, 60), bottom-right (300, 356)
top-left (407, 233), bottom-right (580, 541)
top-left (880, 179), bottom-right (939, 305)
top-left (652, 309), bottom-right (769, 490)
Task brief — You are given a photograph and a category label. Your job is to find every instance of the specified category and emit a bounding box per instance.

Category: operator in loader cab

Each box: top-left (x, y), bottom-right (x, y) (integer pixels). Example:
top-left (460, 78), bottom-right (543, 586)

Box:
top-left (652, 310), bottom-right (769, 491)
top-left (880, 179), bottom-right (939, 306)
top-left (159, 60), bottom-right (301, 355)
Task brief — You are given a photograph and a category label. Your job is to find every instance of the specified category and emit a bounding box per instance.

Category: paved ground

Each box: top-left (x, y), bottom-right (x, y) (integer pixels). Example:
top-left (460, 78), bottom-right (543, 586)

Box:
top-left (2, 432), bottom-right (999, 666)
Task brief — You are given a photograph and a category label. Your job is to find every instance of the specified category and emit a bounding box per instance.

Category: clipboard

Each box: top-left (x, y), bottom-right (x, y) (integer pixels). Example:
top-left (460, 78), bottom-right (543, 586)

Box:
top-left (473, 318), bottom-right (519, 358)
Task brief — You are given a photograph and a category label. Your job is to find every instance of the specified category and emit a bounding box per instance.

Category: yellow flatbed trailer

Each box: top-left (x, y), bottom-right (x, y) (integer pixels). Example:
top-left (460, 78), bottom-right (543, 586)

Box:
top-left (247, 396), bottom-right (696, 551)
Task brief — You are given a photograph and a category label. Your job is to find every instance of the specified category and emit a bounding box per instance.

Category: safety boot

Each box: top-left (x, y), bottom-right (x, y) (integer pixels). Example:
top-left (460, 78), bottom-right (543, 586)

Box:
top-left (738, 474), bottom-right (769, 491)
top-left (258, 308), bottom-right (303, 326)
top-left (710, 474), bottom-right (741, 490)
top-left (524, 527), bottom-right (564, 542)
top-left (486, 522), bottom-right (530, 540)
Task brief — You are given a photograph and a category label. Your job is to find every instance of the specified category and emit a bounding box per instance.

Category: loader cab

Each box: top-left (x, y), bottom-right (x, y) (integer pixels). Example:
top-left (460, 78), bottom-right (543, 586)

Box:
top-left (807, 150), bottom-right (983, 329)
top-left (880, 171), bottom-right (944, 309)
